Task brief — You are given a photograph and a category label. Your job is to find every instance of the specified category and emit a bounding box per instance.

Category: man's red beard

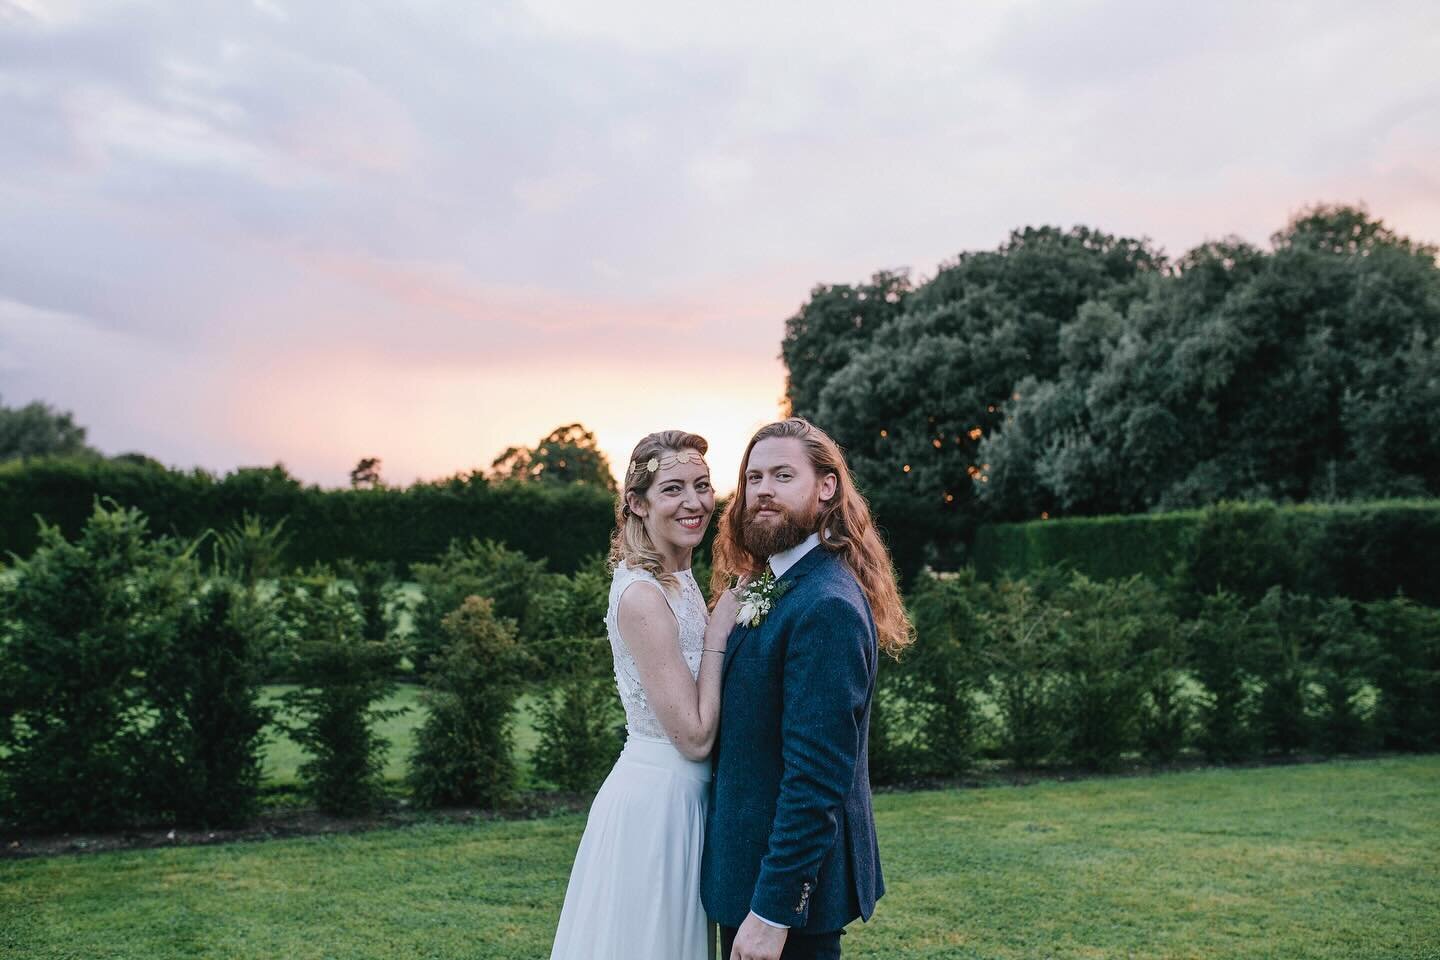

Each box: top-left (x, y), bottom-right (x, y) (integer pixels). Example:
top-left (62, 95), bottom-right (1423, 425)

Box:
top-left (741, 498), bottom-right (820, 558)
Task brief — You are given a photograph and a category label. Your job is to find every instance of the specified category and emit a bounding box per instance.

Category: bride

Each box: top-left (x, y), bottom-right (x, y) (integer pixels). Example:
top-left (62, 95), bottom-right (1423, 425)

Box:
top-left (550, 429), bottom-right (739, 960)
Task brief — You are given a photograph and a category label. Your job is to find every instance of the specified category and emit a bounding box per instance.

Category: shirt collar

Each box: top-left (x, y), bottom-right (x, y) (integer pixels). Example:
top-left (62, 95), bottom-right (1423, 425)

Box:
top-left (768, 532), bottom-right (821, 579)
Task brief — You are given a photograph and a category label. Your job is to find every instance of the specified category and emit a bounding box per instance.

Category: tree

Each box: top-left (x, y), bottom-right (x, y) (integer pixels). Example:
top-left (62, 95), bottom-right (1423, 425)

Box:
top-left (781, 270), bottom-right (911, 422)
top-left (0, 396), bottom-right (97, 463)
top-left (350, 457), bottom-right (383, 489)
top-left (490, 423), bottom-right (617, 492)
top-left (810, 226), bottom-right (1164, 575)
top-left (976, 206), bottom-right (1440, 520)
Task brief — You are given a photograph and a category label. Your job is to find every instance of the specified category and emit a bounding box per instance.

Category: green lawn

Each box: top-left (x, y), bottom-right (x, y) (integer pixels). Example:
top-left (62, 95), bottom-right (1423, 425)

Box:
top-left (4, 757), bottom-right (1437, 959)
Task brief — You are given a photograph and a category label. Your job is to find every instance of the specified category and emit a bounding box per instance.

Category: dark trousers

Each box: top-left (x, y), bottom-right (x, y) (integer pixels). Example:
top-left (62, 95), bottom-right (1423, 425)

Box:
top-left (718, 925), bottom-right (842, 960)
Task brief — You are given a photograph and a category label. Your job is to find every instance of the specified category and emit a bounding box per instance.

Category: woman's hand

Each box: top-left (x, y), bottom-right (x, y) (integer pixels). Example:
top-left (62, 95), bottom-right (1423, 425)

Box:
top-left (709, 588), bottom-right (741, 647)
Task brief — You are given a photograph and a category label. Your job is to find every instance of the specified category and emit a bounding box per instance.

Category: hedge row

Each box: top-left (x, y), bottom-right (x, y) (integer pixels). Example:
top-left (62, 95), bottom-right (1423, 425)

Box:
top-left (871, 570), bottom-right (1440, 784)
top-left (0, 500), bottom-right (619, 830)
top-left (971, 499), bottom-right (1440, 606)
top-left (0, 457), bottom-right (615, 574)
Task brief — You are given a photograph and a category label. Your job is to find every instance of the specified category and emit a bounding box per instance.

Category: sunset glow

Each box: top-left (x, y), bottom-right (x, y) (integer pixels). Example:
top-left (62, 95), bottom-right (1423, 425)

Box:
top-left (2, 1), bottom-right (1437, 491)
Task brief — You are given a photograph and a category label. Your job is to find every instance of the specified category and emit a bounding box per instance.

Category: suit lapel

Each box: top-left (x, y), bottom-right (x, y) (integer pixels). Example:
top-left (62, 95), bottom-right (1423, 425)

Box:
top-left (721, 546), bottom-right (832, 685)
top-left (722, 621), bottom-right (754, 682)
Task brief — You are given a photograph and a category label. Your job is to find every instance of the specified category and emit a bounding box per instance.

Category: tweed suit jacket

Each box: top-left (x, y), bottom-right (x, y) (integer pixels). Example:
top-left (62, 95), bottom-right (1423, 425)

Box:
top-left (701, 544), bottom-right (884, 933)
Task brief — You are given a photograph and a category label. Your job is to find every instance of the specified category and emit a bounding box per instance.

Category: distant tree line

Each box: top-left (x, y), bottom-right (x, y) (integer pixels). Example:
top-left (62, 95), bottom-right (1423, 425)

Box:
top-left (784, 205), bottom-right (1440, 576)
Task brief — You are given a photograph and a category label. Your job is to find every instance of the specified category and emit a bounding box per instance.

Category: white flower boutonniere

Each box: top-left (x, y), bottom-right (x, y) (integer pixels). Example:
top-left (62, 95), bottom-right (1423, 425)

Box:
top-left (734, 568), bottom-right (792, 628)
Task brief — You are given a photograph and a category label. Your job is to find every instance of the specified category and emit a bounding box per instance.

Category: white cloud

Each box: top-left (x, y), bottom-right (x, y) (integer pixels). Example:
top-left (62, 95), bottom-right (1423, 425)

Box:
top-left (1, 0), bottom-right (1438, 483)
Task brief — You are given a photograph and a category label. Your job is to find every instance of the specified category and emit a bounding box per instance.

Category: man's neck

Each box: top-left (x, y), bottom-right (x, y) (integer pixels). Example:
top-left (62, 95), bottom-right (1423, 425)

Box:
top-left (768, 531), bottom-right (821, 579)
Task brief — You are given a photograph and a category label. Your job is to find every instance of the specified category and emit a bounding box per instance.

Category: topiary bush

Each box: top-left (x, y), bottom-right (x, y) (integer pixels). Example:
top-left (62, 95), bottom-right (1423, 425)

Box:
top-left (1189, 590), bottom-right (1261, 762)
top-left (1363, 597), bottom-right (1440, 751)
top-left (0, 501), bottom-right (192, 830)
top-left (982, 578), bottom-right (1060, 768)
top-left (903, 572), bottom-right (989, 777)
top-left (147, 580), bottom-right (275, 827)
top-left (1052, 574), bottom-right (1148, 771)
top-left (278, 571), bottom-right (406, 816)
top-left (408, 539), bottom-right (548, 677)
top-left (408, 596), bottom-right (533, 809)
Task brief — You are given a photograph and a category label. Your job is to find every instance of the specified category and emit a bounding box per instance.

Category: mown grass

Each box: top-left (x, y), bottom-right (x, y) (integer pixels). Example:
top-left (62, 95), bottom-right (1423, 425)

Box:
top-left (4, 757), bottom-right (1437, 959)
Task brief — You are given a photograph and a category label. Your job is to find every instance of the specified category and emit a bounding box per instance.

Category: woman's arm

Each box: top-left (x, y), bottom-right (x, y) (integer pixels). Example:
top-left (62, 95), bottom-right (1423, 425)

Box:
top-left (617, 583), bottom-right (739, 761)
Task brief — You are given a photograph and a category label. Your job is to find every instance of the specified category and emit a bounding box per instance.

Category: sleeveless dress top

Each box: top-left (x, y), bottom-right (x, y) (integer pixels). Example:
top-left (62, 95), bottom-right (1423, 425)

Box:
top-left (549, 560), bottom-right (716, 960)
top-left (605, 561), bottom-right (708, 742)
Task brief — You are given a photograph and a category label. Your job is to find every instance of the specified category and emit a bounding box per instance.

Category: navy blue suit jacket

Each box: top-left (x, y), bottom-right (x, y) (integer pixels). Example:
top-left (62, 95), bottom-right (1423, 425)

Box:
top-left (701, 545), bottom-right (884, 933)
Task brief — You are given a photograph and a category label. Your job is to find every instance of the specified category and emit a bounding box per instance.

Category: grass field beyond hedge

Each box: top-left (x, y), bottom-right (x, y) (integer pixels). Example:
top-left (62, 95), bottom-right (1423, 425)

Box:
top-left (4, 757), bottom-right (1438, 959)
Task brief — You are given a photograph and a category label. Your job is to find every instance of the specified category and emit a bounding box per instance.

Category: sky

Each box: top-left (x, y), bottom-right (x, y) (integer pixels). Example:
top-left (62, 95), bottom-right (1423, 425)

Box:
top-left (2, 0), bottom-right (1438, 491)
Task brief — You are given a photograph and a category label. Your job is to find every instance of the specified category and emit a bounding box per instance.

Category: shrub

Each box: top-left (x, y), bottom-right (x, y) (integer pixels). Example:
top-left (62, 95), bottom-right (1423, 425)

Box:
top-left (334, 558), bottom-right (400, 646)
top-left (530, 563), bottom-right (623, 793)
top-left (211, 512), bottom-right (291, 589)
top-left (982, 578), bottom-right (1059, 768)
top-left (1308, 597), bottom-right (1377, 755)
top-left (278, 573), bottom-right (405, 815)
top-left (1250, 588), bottom-right (1314, 755)
top-left (904, 573), bottom-right (988, 776)
top-left (408, 596), bottom-right (533, 809)
top-left (1052, 574), bottom-right (1147, 771)
top-left (1189, 590), bottom-right (1261, 761)
top-left (0, 501), bottom-right (192, 830)
top-left (1363, 597), bottom-right (1440, 751)
top-left (147, 580), bottom-right (275, 826)
top-left (1129, 580), bottom-right (1190, 764)
top-left (532, 669), bottom-right (623, 793)
top-left (409, 539), bottom-right (547, 677)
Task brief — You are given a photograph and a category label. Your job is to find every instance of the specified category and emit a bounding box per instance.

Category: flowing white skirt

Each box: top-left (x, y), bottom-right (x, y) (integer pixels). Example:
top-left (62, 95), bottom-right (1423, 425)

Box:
top-left (550, 736), bottom-right (714, 960)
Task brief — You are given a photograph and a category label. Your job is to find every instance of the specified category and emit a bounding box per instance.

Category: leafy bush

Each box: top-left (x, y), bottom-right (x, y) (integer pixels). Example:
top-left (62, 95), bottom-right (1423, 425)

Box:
top-left (278, 572), bottom-right (406, 815)
top-left (1308, 597), bottom-right (1376, 755)
top-left (1363, 597), bottom-right (1440, 751)
top-left (409, 539), bottom-right (547, 677)
top-left (0, 501), bottom-right (192, 830)
top-left (409, 596), bottom-right (533, 808)
top-left (532, 668), bottom-right (623, 794)
top-left (1188, 591), bottom-right (1260, 761)
top-left (1052, 575), bottom-right (1148, 771)
top-left (529, 562), bottom-right (623, 792)
top-left (147, 581), bottom-right (275, 826)
top-left (1250, 588), bottom-right (1316, 755)
top-left (982, 579), bottom-right (1059, 768)
top-left (904, 573), bottom-right (988, 776)
top-left (334, 558), bottom-right (400, 645)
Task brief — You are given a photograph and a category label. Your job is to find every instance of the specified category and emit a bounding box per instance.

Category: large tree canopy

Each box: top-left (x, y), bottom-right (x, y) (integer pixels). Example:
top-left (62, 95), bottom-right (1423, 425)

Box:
top-left (781, 207), bottom-right (1440, 576)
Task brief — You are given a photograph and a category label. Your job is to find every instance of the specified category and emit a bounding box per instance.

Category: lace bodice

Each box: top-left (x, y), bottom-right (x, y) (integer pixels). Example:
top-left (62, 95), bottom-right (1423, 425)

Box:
top-left (606, 562), bottom-right (709, 742)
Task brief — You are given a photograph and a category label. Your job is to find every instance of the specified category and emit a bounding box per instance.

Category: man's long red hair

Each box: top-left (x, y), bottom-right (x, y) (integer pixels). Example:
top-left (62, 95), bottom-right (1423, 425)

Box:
top-left (710, 418), bottom-right (913, 659)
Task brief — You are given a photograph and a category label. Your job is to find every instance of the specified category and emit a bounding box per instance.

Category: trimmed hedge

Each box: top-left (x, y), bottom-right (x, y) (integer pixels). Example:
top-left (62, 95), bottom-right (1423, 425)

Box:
top-left (973, 499), bottom-right (1440, 606)
top-left (0, 457), bottom-right (615, 573)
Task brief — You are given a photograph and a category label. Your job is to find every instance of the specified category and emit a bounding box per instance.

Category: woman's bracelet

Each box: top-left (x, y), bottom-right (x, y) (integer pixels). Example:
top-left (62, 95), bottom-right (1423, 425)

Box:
top-left (702, 647), bottom-right (726, 655)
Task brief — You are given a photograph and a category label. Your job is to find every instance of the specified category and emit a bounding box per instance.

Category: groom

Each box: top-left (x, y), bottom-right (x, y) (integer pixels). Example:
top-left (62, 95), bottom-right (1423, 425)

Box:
top-left (703, 418), bottom-right (908, 960)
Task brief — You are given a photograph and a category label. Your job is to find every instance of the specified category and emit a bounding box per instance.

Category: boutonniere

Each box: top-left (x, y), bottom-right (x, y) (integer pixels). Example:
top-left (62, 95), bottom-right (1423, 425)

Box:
top-left (735, 568), bottom-right (792, 628)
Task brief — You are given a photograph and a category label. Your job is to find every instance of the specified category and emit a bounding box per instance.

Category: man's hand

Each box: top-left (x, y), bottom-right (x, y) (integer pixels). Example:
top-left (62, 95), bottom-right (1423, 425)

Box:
top-left (730, 911), bottom-right (788, 960)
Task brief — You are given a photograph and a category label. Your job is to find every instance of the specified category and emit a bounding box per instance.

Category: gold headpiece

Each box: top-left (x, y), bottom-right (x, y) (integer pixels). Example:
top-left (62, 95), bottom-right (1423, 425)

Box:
top-left (629, 449), bottom-right (706, 478)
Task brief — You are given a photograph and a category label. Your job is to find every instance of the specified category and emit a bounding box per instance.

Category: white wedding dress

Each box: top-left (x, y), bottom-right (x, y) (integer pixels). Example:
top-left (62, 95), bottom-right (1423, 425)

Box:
top-left (549, 561), bottom-right (714, 960)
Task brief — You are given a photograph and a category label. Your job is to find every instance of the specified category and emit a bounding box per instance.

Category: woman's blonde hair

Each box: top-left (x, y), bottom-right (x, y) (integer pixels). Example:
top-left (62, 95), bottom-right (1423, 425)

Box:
top-left (710, 418), bottom-right (914, 659)
top-left (608, 429), bottom-right (709, 591)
